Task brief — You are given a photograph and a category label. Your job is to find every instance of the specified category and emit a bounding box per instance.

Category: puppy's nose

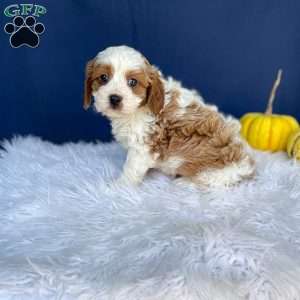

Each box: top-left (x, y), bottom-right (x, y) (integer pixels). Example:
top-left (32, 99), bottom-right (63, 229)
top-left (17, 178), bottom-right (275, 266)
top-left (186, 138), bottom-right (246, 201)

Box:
top-left (109, 94), bottom-right (122, 108)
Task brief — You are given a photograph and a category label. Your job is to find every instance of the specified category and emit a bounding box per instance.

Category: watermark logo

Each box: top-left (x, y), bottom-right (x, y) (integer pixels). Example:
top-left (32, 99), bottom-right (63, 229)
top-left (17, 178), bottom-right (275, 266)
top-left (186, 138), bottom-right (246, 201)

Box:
top-left (3, 4), bottom-right (46, 48)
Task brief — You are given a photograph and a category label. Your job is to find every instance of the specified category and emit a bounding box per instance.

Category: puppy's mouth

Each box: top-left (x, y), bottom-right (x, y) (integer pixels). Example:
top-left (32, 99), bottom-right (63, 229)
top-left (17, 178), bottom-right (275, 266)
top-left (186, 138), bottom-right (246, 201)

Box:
top-left (109, 102), bottom-right (123, 110)
top-left (93, 102), bottom-right (123, 118)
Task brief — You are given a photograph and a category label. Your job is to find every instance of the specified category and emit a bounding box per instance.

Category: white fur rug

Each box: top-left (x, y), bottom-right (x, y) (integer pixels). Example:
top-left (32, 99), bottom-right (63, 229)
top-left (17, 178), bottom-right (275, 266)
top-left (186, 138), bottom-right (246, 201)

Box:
top-left (1, 136), bottom-right (300, 300)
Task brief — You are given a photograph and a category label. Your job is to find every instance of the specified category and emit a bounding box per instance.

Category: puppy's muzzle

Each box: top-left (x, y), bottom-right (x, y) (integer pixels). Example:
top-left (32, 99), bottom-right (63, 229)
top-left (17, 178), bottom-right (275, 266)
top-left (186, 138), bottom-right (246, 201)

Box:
top-left (109, 94), bottom-right (122, 109)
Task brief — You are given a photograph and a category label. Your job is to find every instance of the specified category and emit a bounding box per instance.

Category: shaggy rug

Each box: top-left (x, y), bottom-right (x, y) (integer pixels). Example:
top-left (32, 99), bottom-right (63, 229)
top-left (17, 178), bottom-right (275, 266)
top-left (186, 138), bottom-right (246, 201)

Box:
top-left (1, 136), bottom-right (300, 300)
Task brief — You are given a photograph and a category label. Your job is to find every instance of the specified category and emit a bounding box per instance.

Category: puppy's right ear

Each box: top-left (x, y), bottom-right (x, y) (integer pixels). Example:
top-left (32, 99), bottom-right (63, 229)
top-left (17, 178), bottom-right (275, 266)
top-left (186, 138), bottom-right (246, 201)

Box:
top-left (83, 59), bottom-right (95, 110)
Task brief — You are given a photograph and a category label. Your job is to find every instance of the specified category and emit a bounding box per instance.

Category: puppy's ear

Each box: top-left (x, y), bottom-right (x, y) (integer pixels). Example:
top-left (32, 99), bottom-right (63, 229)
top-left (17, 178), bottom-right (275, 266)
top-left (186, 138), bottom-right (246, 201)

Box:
top-left (146, 67), bottom-right (164, 115)
top-left (83, 59), bottom-right (95, 110)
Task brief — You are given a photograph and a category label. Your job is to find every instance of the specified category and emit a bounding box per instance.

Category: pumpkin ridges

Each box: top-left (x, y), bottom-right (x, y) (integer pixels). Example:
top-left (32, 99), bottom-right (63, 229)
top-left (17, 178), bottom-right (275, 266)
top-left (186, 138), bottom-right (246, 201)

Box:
top-left (260, 117), bottom-right (272, 150)
top-left (241, 115), bottom-right (252, 139)
top-left (280, 118), bottom-right (292, 150)
top-left (248, 116), bottom-right (262, 148)
top-left (278, 118), bottom-right (290, 150)
top-left (241, 113), bottom-right (299, 152)
top-left (246, 117), bottom-right (257, 147)
top-left (270, 118), bottom-right (282, 151)
top-left (268, 117), bottom-right (274, 150)
top-left (268, 117), bottom-right (275, 150)
top-left (240, 115), bottom-right (250, 138)
top-left (240, 113), bottom-right (258, 139)
top-left (255, 117), bottom-right (264, 149)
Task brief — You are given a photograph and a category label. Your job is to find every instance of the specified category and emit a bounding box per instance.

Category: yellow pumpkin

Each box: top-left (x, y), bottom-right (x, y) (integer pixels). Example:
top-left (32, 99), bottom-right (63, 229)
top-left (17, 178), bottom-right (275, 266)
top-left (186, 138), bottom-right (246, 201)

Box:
top-left (287, 130), bottom-right (300, 159)
top-left (240, 69), bottom-right (299, 152)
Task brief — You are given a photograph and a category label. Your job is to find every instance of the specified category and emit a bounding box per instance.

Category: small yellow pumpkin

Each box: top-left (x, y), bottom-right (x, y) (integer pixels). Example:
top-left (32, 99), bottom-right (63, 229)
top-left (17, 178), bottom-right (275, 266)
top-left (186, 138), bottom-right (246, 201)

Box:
top-left (287, 130), bottom-right (300, 159)
top-left (240, 69), bottom-right (299, 152)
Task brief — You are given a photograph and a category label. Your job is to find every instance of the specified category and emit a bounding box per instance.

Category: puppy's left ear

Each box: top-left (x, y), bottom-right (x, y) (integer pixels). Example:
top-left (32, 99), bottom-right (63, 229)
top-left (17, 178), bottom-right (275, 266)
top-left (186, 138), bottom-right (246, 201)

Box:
top-left (83, 59), bottom-right (95, 110)
top-left (146, 67), bottom-right (164, 115)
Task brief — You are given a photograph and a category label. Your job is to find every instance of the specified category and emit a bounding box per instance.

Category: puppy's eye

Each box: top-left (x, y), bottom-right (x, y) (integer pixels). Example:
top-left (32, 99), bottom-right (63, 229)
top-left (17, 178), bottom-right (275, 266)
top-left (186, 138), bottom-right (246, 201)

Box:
top-left (128, 78), bottom-right (138, 87)
top-left (100, 74), bottom-right (109, 83)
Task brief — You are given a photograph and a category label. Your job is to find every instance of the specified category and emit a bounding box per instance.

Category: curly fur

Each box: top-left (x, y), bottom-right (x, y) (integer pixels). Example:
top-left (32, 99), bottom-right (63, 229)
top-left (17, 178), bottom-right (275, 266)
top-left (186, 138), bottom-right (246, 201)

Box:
top-left (84, 45), bottom-right (255, 187)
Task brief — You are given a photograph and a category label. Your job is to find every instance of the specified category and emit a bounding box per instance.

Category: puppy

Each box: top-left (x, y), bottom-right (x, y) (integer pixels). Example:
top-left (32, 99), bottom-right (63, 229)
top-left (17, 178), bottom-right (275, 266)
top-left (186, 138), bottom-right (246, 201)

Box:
top-left (84, 46), bottom-right (255, 187)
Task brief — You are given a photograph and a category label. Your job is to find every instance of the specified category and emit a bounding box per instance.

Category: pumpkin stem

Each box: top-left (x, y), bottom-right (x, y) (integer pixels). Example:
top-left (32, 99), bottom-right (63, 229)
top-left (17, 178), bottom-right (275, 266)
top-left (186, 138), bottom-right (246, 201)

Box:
top-left (265, 69), bottom-right (282, 115)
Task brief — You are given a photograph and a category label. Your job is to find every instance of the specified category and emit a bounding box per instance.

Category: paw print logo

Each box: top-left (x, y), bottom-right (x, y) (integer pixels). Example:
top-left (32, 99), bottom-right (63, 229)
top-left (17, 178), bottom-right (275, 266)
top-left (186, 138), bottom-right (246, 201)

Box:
top-left (4, 16), bottom-right (45, 48)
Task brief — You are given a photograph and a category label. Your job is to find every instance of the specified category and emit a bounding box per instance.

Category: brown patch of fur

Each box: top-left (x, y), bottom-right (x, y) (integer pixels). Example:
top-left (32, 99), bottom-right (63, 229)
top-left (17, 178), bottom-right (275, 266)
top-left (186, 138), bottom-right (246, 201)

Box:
top-left (146, 68), bottom-right (165, 115)
top-left (148, 91), bottom-right (245, 177)
top-left (139, 66), bottom-right (164, 115)
top-left (83, 60), bottom-right (114, 109)
top-left (127, 57), bottom-right (164, 115)
top-left (126, 69), bottom-right (149, 99)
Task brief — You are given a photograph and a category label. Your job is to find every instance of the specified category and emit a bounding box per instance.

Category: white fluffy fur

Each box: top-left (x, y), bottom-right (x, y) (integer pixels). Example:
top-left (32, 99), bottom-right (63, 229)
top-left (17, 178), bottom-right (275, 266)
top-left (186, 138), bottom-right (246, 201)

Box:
top-left (1, 136), bottom-right (300, 300)
top-left (91, 46), bottom-right (254, 187)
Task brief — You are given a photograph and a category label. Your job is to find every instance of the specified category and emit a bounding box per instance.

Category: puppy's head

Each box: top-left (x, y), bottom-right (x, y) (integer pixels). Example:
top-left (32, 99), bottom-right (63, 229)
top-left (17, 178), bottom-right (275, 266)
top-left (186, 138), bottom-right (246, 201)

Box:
top-left (84, 46), bottom-right (164, 118)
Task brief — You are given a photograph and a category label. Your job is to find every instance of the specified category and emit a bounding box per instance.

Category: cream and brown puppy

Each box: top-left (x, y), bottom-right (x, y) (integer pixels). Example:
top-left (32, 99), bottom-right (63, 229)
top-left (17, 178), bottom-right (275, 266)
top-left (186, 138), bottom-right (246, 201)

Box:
top-left (84, 46), bottom-right (255, 187)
